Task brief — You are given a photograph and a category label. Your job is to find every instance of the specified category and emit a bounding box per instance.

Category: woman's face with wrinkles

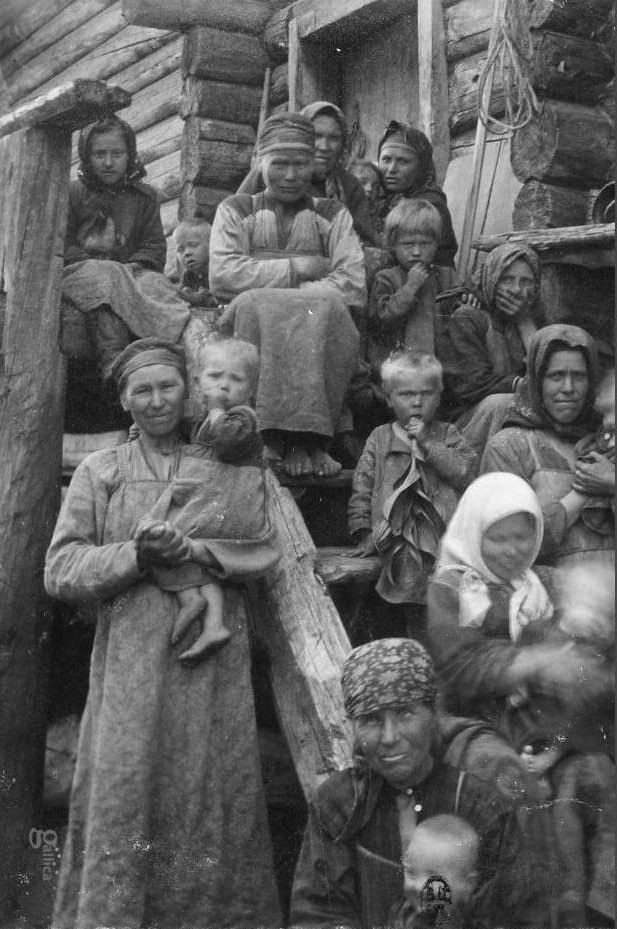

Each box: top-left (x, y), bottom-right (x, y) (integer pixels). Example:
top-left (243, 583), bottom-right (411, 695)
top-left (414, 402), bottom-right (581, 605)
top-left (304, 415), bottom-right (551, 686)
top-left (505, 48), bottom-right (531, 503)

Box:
top-left (494, 259), bottom-right (536, 318)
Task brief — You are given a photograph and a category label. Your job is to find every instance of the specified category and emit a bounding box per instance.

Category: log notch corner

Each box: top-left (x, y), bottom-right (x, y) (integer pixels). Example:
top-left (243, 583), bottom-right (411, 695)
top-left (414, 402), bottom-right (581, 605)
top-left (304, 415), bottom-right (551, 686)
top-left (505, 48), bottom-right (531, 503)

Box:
top-left (0, 79), bottom-right (130, 921)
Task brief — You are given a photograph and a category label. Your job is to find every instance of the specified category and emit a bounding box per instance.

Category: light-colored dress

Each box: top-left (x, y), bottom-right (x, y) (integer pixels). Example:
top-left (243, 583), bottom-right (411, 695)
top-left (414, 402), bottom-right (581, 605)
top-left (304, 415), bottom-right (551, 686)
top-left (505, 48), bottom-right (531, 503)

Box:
top-left (209, 191), bottom-right (365, 437)
top-left (45, 438), bottom-right (281, 929)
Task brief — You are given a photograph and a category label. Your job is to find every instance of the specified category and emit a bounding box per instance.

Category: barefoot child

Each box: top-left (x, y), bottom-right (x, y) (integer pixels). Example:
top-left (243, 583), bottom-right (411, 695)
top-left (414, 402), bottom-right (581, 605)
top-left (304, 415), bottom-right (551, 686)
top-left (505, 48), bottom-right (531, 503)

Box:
top-left (348, 352), bottom-right (477, 611)
top-left (389, 815), bottom-right (481, 928)
top-left (133, 339), bottom-right (264, 662)
top-left (173, 219), bottom-right (219, 309)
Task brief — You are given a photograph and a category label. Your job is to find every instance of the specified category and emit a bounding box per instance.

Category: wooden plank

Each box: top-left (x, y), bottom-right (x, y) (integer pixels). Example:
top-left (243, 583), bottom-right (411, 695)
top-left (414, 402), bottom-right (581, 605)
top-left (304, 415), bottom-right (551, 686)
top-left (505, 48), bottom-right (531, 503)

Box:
top-left (418, 0), bottom-right (449, 184)
top-left (0, 0), bottom-right (74, 60)
top-left (122, 0), bottom-right (276, 36)
top-left (474, 222), bottom-right (615, 251)
top-left (248, 475), bottom-right (352, 800)
top-left (294, 0), bottom-right (410, 41)
top-left (144, 148), bottom-right (183, 202)
top-left (444, 0), bottom-right (493, 62)
top-left (529, 30), bottom-right (614, 103)
top-left (120, 70), bottom-right (182, 135)
top-left (183, 115), bottom-right (256, 146)
top-left (0, 81), bottom-right (131, 140)
top-left (179, 183), bottom-right (231, 223)
top-left (182, 25), bottom-right (268, 86)
top-left (512, 180), bottom-right (596, 231)
top-left (2, 0), bottom-right (115, 79)
top-left (269, 62), bottom-right (289, 106)
top-left (109, 34), bottom-right (183, 96)
top-left (136, 115), bottom-right (183, 166)
top-left (510, 100), bottom-right (615, 187)
top-left (179, 77), bottom-right (263, 124)
top-left (181, 138), bottom-right (254, 188)
top-left (7, 4), bottom-right (126, 103)
top-left (315, 546), bottom-right (381, 586)
top-left (160, 197), bottom-right (180, 235)
top-left (448, 48), bottom-right (506, 134)
top-left (288, 18), bottom-right (339, 111)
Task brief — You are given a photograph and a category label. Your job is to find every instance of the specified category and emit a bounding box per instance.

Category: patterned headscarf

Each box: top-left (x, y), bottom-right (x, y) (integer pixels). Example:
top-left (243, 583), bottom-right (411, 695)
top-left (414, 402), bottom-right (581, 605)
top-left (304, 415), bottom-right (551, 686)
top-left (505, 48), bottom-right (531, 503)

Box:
top-left (505, 324), bottom-right (599, 441)
top-left (474, 242), bottom-right (540, 315)
top-left (78, 115), bottom-right (146, 188)
top-left (111, 338), bottom-right (187, 393)
top-left (257, 112), bottom-right (315, 158)
top-left (341, 639), bottom-right (437, 719)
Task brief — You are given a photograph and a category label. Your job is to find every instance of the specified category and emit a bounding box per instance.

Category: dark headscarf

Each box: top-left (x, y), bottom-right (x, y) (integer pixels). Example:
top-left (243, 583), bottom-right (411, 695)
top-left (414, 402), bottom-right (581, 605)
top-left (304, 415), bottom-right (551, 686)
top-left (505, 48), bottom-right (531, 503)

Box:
top-left (111, 338), bottom-right (187, 394)
top-left (474, 243), bottom-right (541, 316)
top-left (78, 115), bottom-right (146, 189)
top-left (506, 324), bottom-right (599, 441)
top-left (377, 121), bottom-right (437, 192)
top-left (341, 638), bottom-right (437, 720)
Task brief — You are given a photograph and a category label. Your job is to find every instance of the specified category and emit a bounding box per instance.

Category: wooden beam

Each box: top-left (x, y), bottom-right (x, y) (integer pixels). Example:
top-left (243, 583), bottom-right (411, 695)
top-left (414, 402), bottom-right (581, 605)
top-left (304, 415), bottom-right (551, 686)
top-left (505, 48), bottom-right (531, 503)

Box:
top-left (474, 222), bottom-right (614, 252)
top-left (512, 180), bottom-right (596, 231)
top-left (294, 0), bottom-right (411, 41)
top-left (444, 0), bottom-right (493, 62)
top-left (315, 547), bottom-right (381, 586)
top-left (179, 77), bottom-right (263, 125)
top-left (0, 80), bottom-right (131, 141)
top-left (417, 0), bottom-right (449, 185)
top-left (122, 0), bottom-right (275, 36)
top-left (182, 25), bottom-right (269, 86)
top-left (0, 0), bottom-right (74, 60)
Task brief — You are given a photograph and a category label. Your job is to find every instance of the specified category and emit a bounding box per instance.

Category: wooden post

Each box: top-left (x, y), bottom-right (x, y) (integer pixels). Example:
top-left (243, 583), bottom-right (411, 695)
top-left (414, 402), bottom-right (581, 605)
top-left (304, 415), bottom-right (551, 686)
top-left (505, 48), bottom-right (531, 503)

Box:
top-left (417, 0), bottom-right (450, 184)
top-left (0, 79), bottom-right (130, 920)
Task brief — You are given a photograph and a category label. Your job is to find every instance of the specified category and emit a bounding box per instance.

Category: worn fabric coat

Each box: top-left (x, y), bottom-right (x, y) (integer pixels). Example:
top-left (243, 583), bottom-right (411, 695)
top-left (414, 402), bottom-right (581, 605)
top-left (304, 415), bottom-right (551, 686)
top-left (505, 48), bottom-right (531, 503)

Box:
top-left (45, 438), bottom-right (282, 929)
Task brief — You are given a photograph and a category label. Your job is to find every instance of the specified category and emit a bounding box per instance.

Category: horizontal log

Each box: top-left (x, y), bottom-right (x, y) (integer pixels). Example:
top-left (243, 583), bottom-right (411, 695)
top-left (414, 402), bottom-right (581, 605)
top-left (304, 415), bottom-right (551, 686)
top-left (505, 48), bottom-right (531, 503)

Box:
top-left (445, 0), bottom-right (493, 62)
top-left (269, 62), bottom-right (289, 106)
top-left (8, 3), bottom-right (125, 103)
top-left (122, 0), bottom-right (275, 36)
top-left (160, 198), bottom-right (180, 235)
top-left (136, 114), bottom-right (184, 165)
top-left (110, 34), bottom-right (183, 96)
top-left (0, 81), bottom-right (131, 140)
top-left (314, 547), bottom-right (381, 586)
top-left (32, 26), bottom-right (176, 102)
top-left (181, 138), bottom-right (254, 188)
top-left (474, 221), bottom-right (614, 251)
top-left (512, 180), bottom-right (596, 230)
top-left (588, 181), bottom-right (615, 224)
top-left (529, 30), bottom-right (613, 102)
top-left (180, 77), bottom-right (263, 124)
top-left (510, 100), bottom-right (614, 187)
top-left (120, 70), bottom-right (182, 135)
top-left (183, 115), bottom-right (256, 147)
top-left (263, 5), bottom-right (292, 61)
top-left (529, 0), bottom-right (614, 37)
top-left (0, 0), bottom-right (74, 60)
top-left (145, 149), bottom-right (182, 202)
top-left (448, 49), bottom-right (506, 133)
top-left (182, 25), bottom-right (268, 86)
top-left (179, 183), bottom-right (231, 222)
top-left (539, 263), bottom-right (615, 338)
top-left (3, 0), bottom-right (115, 79)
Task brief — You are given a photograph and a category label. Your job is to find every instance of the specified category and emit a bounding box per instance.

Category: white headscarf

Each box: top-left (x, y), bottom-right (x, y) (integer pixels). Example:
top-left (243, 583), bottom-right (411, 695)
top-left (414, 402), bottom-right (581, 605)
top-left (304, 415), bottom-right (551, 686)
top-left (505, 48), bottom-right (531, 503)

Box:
top-left (435, 473), bottom-right (553, 640)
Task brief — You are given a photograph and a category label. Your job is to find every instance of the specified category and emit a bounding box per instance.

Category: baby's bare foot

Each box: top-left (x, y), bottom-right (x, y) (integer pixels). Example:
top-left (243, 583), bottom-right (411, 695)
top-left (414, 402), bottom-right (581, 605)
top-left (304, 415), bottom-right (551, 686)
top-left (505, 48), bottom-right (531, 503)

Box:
top-left (179, 628), bottom-right (232, 664)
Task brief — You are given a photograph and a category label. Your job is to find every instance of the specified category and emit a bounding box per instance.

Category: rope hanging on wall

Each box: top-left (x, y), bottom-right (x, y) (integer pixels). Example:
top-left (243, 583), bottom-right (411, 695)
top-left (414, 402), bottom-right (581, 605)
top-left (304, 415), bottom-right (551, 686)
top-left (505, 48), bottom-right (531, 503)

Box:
top-left (477, 0), bottom-right (541, 133)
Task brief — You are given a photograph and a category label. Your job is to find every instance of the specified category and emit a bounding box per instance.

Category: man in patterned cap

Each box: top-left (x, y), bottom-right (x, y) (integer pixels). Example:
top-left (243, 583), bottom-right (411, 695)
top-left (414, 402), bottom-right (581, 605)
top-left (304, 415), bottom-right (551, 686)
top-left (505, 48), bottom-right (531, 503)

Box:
top-left (289, 638), bottom-right (554, 929)
top-left (209, 112), bottom-right (365, 479)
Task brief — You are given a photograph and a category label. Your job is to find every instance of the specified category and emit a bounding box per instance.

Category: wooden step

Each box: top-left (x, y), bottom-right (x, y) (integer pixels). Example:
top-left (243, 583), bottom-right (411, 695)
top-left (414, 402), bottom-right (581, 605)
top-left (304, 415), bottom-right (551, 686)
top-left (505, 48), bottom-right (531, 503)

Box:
top-left (315, 546), bottom-right (381, 586)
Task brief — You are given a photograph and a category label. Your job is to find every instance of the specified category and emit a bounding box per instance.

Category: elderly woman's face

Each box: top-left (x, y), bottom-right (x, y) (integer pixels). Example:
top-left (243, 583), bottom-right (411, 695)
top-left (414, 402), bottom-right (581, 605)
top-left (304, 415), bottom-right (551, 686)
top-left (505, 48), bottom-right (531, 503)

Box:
top-left (121, 364), bottom-right (186, 436)
top-left (261, 150), bottom-right (314, 203)
top-left (541, 349), bottom-right (589, 424)
top-left (494, 259), bottom-right (536, 318)
top-left (353, 705), bottom-right (435, 788)
top-left (312, 115), bottom-right (344, 178)
top-left (378, 142), bottom-right (420, 193)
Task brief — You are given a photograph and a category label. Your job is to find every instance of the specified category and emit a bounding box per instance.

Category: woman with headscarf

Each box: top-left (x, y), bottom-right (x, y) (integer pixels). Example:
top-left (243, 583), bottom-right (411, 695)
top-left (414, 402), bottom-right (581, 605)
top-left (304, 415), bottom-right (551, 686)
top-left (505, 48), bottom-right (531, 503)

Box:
top-left (439, 243), bottom-right (541, 455)
top-left (376, 121), bottom-right (458, 268)
top-left (209, 112), bottom-right (364, 478)
top-left (481, 324), bottom-right (614, 572)
top-left (62, 115), bottom-right (191, 381)
top-left (289, 638), bottom-right (550, 929)
top-left (45, 339), bottom-right (282, 929)
top-left (427, 472), bottom-right (614, 927)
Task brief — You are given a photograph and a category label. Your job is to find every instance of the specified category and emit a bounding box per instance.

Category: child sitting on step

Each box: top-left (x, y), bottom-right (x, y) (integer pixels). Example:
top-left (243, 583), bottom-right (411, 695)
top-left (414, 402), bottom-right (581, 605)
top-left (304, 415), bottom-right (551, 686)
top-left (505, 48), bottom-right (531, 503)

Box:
top-left (173, 219), bottom-right (219, 309)
top-left (133, 339), bottom-right (265, 663)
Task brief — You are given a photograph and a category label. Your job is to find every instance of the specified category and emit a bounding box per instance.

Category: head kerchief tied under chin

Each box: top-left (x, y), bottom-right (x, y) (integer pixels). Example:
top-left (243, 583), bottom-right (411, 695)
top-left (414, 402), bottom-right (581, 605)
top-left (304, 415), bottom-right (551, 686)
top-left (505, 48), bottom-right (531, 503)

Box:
top-left (111, 338), bottom-right (187, 392)
top-left (341, 638), bottom-right (437, 719)
top-left (257, 112), bottom-right (315, 158)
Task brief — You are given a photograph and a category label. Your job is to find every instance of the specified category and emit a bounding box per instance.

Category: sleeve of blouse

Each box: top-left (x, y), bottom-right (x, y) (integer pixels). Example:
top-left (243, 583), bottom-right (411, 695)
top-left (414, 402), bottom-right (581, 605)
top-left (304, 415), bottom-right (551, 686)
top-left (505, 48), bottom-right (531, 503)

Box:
top-left (128, 193), bottom-right (167, 270)
top-left (299, 205), bottom-right (367, 307)
top-left (348, 431), bottom-right (377, 538)
top-left (209, 199), bottom-right (293, 299)
top-left (368, 271), bottom-right (417, 329)
top-left (444, 309), bottom-right (518, 406)
top-left (427, 574), bottom-right (519, 715)
top-left (44, 453), bottom-right (143, 605)
top-left (422, 423), bottom-right (478, 490)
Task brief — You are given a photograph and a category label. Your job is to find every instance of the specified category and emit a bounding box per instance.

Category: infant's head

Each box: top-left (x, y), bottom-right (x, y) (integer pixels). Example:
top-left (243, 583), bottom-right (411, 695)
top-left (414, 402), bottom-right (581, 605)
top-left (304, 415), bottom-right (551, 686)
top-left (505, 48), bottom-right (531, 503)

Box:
top-left (381, 351), bottom-right (442, 428)
top-left (348, 160), bottom-right (381, 203)
top-left (174, 220), bottom-right (212, 276)
top-left (403, 815), bottom-right (479, 915)
top-left (384, 198), bottom-right (442, 271)
top-left (199, 339), bottom-right (260, 410)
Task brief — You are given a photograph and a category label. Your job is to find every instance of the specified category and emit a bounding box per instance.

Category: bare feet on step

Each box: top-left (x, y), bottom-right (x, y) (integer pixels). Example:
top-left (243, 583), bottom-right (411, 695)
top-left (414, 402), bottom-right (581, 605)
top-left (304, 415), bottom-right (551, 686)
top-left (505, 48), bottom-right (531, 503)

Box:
top-left (179, 627), bottom-right (232, 664)
top-left (310, 447), bottom-right (342, 478)
top-left (282, 445), bottom-right (313, 477)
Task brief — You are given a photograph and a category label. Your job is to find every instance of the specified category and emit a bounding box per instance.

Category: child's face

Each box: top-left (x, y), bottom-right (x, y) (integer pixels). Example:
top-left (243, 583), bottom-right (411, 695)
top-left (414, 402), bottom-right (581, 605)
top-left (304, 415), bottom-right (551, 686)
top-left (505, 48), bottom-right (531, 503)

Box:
top-left (200, 351), bottom-right (253, 410)
top-left (404, 833), bottom-right (477, 910)
top-left (386, 371), bottom-right (440, 427)
top-left (394, 233), bottom-right (438, 271)
top-left (175, 227), bottom-right (210, 274)
top-left (480, 512), bottom-right (537, 581)
top-left (350, 166), bottom-right (380, 202)
top-left (89, 129), bottom-right (129, 187)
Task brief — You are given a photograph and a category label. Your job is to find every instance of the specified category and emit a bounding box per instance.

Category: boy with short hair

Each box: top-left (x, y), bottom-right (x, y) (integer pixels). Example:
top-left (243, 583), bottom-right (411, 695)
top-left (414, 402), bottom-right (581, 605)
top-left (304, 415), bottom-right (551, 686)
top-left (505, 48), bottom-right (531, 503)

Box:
top-left (389, 815), bottom-right (482, 929)
top-left (173, 219), bottom-right (218, 308)
top-left (348, 351), bottom-right (477, 608)
top-left (134, 339), bottom-right (265, 662)
top-left (367, 199), bottom-right (445, 373)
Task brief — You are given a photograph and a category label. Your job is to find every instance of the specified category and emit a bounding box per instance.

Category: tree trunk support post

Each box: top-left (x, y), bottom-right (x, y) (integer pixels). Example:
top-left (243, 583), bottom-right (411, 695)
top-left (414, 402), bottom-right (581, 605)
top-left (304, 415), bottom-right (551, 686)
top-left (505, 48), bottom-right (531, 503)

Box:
top-left (0, 78), bottom-right (130, 920)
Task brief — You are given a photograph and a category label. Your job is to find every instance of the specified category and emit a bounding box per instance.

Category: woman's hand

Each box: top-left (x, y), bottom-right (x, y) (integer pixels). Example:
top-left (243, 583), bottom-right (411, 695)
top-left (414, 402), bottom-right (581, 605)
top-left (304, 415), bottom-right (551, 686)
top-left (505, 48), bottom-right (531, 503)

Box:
top-left (292, 256), bottom-right (331, 282)
top-left (572, 451), bottom-right (615, 496)
top-left (135, 521), bottom-right (190, 568)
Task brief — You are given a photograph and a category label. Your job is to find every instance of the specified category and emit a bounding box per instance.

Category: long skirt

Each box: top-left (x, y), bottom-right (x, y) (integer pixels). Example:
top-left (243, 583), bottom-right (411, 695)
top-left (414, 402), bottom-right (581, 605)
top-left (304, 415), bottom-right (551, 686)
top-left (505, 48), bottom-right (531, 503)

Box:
top-left (221, 287), bottom-right (359, 437)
